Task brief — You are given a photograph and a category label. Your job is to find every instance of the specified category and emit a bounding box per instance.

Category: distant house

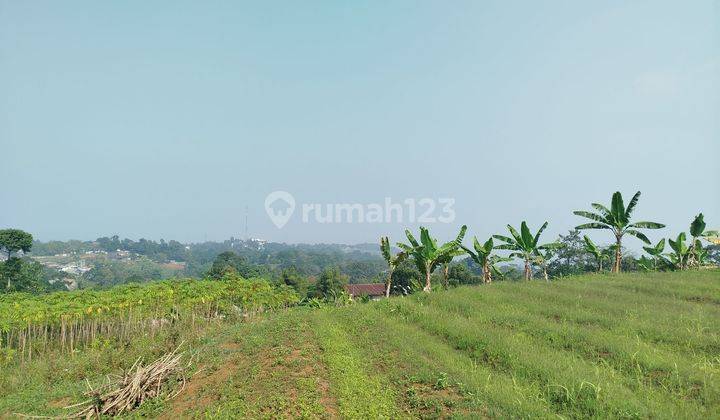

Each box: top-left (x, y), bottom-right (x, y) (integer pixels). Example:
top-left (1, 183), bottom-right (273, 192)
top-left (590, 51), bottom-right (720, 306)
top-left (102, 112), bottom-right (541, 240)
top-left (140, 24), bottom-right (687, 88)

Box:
top-left (248, 238), bottom-right (267, 250)
top-left (345, 283), bottom-right (386, 300)
top-left (60, 261), bottom-right (91, 276)
top-left (231, 237), bottom-right (268, 251)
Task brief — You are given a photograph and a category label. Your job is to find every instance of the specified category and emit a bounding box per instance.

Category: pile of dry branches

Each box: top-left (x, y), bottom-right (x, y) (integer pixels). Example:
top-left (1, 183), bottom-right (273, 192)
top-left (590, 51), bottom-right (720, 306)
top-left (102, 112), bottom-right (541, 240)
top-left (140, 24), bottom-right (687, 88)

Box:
top-left (64, 346), bottom-right (187, 419)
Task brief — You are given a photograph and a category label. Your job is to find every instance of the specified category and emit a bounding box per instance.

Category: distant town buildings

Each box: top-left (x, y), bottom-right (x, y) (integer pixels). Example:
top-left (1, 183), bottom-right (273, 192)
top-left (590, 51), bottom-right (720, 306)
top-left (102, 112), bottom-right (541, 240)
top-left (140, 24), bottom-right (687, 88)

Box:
top-left (229, 237), bottom-right (267, 251)
top-left (59, 259), bottom-right (91, 275)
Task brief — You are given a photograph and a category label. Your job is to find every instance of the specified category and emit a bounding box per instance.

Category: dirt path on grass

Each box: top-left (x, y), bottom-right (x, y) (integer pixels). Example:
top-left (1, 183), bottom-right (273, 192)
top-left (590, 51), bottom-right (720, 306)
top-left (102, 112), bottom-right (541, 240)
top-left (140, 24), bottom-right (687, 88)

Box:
top-left (254, 342), bottom-right (339, 419)
top-left (159, 342), bottom-right (243, 419)
top-left (160, 316), bottom-right (339, 418)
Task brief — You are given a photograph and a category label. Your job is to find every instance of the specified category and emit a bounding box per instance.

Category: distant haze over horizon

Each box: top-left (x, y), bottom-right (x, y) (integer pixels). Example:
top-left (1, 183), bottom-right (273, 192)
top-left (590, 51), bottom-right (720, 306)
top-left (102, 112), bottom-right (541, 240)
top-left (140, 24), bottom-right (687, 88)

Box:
top-left (2, 1), bottom-right (718, 251)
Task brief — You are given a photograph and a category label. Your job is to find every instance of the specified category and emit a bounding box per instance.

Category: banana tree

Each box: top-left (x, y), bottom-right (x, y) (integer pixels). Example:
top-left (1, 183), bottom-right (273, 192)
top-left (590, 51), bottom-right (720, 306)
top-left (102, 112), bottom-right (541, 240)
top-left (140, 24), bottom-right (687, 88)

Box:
top-left (573, 191), bottom-right (664, 273)
top-left (666, 232), bottom-right (690, 270)
top-left (397, 225), bottom-right (467, 292)
top-left (582, 235), bottom-right (610, 272)
top-left (641, 238), bottom-right (667, 270)
top-left (461, 237), bottom-right (508, 284)
top-left (438, 248), bottom-right (466, 290)
top-left (602, 244), bottom-right (617, 269)
top-left (693, 243), bottom-right (709, 267)
top-left (688, 213), bottom-right (719, 268)
top-left (379, 237), bottom-right (407, 298)
top-left (534, 247), bottom-right (562, 282)
top-left (493, 221), bottom-right (562, 280)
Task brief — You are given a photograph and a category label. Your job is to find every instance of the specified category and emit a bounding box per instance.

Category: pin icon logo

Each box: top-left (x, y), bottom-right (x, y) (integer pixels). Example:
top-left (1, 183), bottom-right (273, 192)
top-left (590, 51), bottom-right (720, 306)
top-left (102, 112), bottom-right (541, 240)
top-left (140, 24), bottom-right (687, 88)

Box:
top-left (265, 191), bottom-right (295, 229)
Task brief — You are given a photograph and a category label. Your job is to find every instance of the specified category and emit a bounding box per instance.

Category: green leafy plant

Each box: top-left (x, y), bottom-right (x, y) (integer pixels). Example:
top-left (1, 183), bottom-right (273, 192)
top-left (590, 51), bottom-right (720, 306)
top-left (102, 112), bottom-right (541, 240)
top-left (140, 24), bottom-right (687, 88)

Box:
top-left (305, 297), bottom-right (325, 309)
top-left (461, 237), bottom-right (508, 283)
top-left (493, 221), bottom-right (562, 280)
top-left (434, 372), bottom-right (450, 390)
top-left (573, 191), bottom-right (664, 273)
top-left (397, 226), bottom-right (467, 292)
top-left (641, 239), bottom-right (667, 270)
top-left (438, 248), bottom-right (466, 290)
top-left (533, 247), bottom-right (562, 282)
top-left (666, 232), bottom-right (690, 270)
top-left (0, 276), bottom-right (300, 361)
top-left (661, 214), bottom-right (718, 271)
top-left (582, 236), bottom-right (611, 272)
top-left (688, 213), bottom-right (719, 268)
top-left (380, 237), bottom-right (407, 297)
top-left (637, 255), bottom-right (654, 272)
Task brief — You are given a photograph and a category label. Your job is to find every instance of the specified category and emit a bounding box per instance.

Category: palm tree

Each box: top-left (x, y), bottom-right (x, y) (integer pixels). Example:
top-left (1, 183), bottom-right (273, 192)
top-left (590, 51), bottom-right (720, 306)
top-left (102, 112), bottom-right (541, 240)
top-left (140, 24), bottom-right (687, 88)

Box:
top-left (493, 221), bottom-right (561, 280)
top-left (379, 237), bottom-right (407, 298)
top-left (573, 191), bottom-right (664, 273)
top-left (582, 235), bottom-right (610, 272)
top-left (397, 225), bottom-right (467, 292)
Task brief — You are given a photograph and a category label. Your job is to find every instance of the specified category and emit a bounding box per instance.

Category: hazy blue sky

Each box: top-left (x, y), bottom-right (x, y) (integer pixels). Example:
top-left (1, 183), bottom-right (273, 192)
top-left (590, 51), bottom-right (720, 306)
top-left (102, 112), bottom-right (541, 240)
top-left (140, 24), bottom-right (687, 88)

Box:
top-left (1, 1), bottom-right (718, 249)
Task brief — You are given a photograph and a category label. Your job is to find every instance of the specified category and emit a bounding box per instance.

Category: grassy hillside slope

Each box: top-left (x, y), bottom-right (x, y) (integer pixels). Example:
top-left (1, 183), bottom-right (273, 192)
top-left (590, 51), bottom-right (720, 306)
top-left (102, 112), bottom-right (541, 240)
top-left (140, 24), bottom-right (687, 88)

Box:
top-left (2, 270), bottom-right (719, 418)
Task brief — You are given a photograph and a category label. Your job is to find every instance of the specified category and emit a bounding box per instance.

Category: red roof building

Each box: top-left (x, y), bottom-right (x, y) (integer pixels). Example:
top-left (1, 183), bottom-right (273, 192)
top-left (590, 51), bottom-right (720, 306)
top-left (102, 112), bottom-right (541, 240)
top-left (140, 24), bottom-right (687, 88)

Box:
top-left (345, 283), bottom-right (386, 299)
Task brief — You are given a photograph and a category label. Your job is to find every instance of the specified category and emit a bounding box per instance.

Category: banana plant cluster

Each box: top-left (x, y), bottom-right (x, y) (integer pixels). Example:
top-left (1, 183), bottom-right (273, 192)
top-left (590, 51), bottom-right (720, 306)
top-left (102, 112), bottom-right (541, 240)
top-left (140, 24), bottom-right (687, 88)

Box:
top-left (639, 214), bottom-right (718, 271)
top-left (387, 225), bottom-right (467, 293)
top-left (493, 221), bottom-right (563, 280)
top-left (382, 221), bottom-right (560, 290)
top-left (461, 237), bottom-right (510, 284)
top-left (687, 213), bottom-right (718, 268)
top-left (574, 191), bottom-right (665, 273)
top-left (381, 226), bottom-right (513, 294)
top-left (378, 191), bottom-right (709, 290)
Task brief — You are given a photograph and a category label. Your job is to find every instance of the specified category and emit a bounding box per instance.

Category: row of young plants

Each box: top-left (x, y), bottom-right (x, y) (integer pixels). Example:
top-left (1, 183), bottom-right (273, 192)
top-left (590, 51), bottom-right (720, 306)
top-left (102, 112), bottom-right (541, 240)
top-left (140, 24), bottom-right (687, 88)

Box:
top-left (380, 191), bottom-right (718, 294)
top-left (0, 275), bottom-right (300, 362)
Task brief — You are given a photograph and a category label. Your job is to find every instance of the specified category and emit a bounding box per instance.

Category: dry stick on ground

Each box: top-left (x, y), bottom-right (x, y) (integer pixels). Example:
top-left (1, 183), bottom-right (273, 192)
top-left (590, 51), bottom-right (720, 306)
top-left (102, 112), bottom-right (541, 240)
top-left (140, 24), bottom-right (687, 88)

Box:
top-left (17, 344), bottom-right (189, 419)
top-left (70, 344), bottom-right (188, 418)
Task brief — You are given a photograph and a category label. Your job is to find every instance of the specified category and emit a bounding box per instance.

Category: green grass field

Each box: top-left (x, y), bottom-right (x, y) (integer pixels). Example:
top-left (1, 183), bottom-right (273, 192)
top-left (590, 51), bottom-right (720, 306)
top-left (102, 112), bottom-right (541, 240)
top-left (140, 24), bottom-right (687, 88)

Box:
top-left (2, 270), bottom-right (719, 419)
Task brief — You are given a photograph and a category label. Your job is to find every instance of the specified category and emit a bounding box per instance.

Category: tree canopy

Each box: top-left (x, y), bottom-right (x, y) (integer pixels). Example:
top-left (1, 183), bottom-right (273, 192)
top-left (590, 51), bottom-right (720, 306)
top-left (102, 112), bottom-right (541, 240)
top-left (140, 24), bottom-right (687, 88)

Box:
top-left (0, 229), bottom-right (33, 258)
